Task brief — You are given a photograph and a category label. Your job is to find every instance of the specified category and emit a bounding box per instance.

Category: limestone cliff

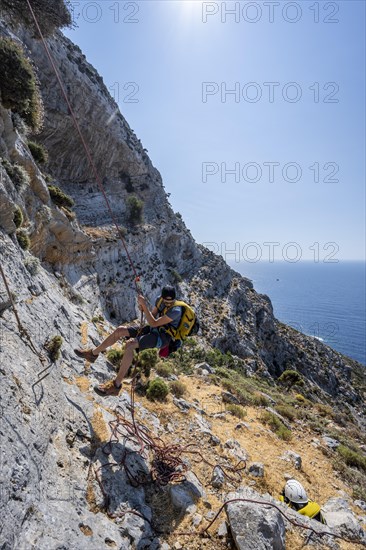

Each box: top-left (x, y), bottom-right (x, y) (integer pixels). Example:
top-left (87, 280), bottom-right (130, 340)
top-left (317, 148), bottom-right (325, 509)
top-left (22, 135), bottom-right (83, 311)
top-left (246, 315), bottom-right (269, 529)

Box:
top-left (1, 18), bottom-right (363, 406)
top-left (0, 3), bottom-right (365, 549)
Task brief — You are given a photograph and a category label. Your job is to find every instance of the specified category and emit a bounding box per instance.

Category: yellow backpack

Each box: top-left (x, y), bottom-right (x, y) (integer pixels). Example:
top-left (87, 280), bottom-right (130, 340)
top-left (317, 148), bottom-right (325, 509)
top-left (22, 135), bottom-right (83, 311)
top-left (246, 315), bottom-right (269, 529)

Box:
top-left (279, 496), bottom-right (325, 524)
top-left (298, 501), bottom-right (324, 521)
top-left (157, 298), bottom-right (199, 341)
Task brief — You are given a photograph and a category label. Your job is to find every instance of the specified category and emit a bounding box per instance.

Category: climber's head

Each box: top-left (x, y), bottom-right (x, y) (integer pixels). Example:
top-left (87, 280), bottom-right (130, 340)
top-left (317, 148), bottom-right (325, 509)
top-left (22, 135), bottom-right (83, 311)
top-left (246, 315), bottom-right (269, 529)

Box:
top-left (161, 285), bottom-right (176, 304)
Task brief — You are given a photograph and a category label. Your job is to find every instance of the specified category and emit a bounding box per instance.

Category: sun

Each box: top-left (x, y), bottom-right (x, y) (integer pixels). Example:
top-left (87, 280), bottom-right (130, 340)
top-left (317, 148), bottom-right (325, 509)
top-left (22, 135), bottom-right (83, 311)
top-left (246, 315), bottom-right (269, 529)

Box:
top-left (179, 0), bottom-right (203, 19)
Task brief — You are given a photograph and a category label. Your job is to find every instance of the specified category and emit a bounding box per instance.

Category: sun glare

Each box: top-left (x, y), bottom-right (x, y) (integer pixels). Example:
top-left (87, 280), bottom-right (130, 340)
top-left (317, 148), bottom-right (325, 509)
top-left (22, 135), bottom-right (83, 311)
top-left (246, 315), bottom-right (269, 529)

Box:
top-left (179, 0), bottom-right (203, 20)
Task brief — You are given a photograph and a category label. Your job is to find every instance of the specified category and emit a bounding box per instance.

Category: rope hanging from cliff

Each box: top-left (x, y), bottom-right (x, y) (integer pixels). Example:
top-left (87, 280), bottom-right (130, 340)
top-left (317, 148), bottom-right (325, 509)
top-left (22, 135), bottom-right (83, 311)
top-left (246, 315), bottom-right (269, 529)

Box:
top-left (25, 0), bottom-right (141, 292)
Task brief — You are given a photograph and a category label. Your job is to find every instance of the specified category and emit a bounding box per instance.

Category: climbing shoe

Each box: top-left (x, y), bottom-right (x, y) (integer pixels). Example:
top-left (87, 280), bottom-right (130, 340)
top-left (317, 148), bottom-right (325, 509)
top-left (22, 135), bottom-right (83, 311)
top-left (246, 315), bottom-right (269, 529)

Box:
top-left (94, 380), bottom-right (121, 397)
top-left (74, 348), bottom-right (99, 363)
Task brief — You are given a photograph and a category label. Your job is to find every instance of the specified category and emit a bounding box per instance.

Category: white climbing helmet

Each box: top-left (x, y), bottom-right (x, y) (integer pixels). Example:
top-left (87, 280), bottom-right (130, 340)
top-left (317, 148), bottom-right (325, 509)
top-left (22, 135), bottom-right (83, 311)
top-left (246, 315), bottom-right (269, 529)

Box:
top-left (284, 480), bottom-right (308, 505)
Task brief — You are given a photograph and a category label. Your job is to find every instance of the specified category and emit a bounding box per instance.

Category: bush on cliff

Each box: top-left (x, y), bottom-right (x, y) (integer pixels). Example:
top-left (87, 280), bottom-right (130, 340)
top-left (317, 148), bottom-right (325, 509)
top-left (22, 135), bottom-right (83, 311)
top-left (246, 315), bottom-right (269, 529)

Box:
top-left (278, 369), bottom-right (304, 391)
top-left (136, 349), bottom-right (159, 378)
top-left (337, 445), bottom-right (366, 473)
top-left (1, 159), bottom-right (30, 190)
top-left (0, 37), bottom-right (43, 131)
top-left (146, 378), bottom-right (169, 402)
top-left (13, 207), bottom-right (23, 228)
top-left (106, 348), bottom-right (124, 367)
top-left (27, 140), bottom-right (48, 164)
top-left (16, 229), bottom-right (30, 250)
top-left (260, 410), bottom-right (292, 441)
top-left (0, 0), bottom-right (71, 36)
top-left (126, 196), bottom-right (143, 225)
top-left (169, 380), bottom-right (187, 398)
top-left (46, 335), bottom-right (63, 362)
top-left (48, 185), bottom-right (74, 209)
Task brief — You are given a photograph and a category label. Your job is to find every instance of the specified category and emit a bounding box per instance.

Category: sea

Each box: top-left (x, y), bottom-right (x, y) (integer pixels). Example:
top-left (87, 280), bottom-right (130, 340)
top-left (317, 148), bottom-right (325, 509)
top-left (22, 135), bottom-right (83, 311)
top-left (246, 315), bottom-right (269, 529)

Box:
top-left (227, 260), bottom-right (366, 366)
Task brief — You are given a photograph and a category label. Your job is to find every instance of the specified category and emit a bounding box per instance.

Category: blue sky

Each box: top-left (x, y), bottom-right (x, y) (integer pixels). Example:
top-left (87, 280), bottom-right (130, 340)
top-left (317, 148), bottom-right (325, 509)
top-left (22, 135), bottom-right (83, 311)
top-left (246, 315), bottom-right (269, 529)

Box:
top-left (64, 1), bottom-right (365, 261)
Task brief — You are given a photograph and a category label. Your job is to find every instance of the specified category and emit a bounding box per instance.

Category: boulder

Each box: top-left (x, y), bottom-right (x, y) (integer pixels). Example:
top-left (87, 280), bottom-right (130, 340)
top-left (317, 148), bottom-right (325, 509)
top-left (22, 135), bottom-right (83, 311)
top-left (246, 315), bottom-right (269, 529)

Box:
top-left (248, 462), bottom-right (265, 478)
top-left (169, 471), bottom-right (205, 515)
top-left (222, 391), bottom-right (240, 405)
top-left (224, 439), bottom-right (250, 462)
top-left (211, 466), bottom-right (225, 488)
top-left (194, 362), bottom-right (215, 374)
top-left (322, 497), bottom-right (366, 544)
top-left (218, 521), bottom-right (228, 538)
top-left (354, 500), bottom-right (366, 512)
top-left (210, 434), bottom-right (221, 446)
top-left (172, 397), bottom-right (192, 413)
top-left (226, 487), bottom-right (286, 550)
top-left (280, 450), bottom-right (302, 470)
top-left (322, 436), bottom-right (340, 449)
top-left (235, 422), bottom-right (251, 431)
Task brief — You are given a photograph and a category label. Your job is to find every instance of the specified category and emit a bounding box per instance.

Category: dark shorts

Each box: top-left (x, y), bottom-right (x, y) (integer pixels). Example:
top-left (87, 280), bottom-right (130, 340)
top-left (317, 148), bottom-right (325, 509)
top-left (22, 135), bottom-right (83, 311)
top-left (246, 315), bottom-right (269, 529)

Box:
top-left (127, 325), bottom-right (171, 351)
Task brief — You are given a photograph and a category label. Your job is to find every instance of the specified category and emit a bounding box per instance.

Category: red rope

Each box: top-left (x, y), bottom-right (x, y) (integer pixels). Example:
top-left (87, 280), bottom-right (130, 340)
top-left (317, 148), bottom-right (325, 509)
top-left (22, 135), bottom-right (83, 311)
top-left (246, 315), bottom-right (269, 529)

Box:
top-left (25, 0), bottom-right (140, 290)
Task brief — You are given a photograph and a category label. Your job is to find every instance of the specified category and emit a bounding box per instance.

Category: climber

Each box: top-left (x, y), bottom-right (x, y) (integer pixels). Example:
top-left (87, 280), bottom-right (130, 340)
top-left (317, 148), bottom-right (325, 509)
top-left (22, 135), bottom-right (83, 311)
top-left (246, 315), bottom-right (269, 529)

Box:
top-left (74, 285), bottom-right (182, 396)
top-left (279, 479), bottom-right (326, 524)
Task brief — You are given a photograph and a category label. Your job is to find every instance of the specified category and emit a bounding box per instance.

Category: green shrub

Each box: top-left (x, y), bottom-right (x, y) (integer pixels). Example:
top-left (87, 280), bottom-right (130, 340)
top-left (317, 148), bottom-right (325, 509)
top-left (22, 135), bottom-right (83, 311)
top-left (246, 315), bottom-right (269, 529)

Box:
top-left (48, 185), bottom-right (74, 209)
top-left (155, 361), bottom-right (173, 378)
top-left (226, 403), bottom-right (246, 419)
top-left (24, 256), bottom-right (40, 275)
top-left (0, 38), bottom-right (43, 131)
top-left (137, 348), bottom-right (158, 378)
top-left (146, 378), bottom-right (169, 402)
top-left (275, 404), bottom-right (298, 422)
top-left (91, 315), bottom-right (104, 323)
top-left (278, 369), bottom-right (303, 391)
top-left (260, 410), bottom-right (282, 430)
top-left (126, 195), bottom-right (143, 225)
top-left (170, 269), bottom-right (182, 283)
top-left (333, 456), bottom-right (366, 501)
top-left (106, 348), bottom-right (124, 366)
top-left (13, 206), bottom-right (23, 228)
top-left (252, 391), bottom-right (270, 407)
top-left (27, 140), bottom-right (48, 164)
top-left (11, 112), bottom-right (28, 134)
top-left (337, 445), bottom-right (366, 473)
top-left (315, 403), bottom-right (333, 418)
top-left (2, 158), bottom-right (30, 190)
top-left (295, 393), bottom-right (306, 404)
top-left (43, 173), bottom-right (54, 183)
top-left (169, 380), bottom-right (187, 398)
top-left (46, 335), bottom-right (63, 362)
top-left (260, 410), bottom-right (292, 441)
top-left (276, 424), bottom-right (292, 441)
top-left (0, 0), bottom-right (72, 36)
top-left (215, 367), bottom-right (230, 379)
top-left (16, 229), bottom-right (30, 250)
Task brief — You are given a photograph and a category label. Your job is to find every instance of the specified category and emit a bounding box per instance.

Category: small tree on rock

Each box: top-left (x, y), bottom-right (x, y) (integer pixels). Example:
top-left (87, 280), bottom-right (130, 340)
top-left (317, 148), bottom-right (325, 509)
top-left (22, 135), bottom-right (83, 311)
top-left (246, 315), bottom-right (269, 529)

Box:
top-left (278, 369), bottom-right (304, 392)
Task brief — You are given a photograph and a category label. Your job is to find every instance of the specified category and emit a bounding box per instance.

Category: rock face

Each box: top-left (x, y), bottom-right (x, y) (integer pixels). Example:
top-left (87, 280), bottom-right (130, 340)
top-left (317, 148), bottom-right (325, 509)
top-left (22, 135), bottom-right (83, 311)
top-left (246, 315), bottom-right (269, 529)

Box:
top-left (322, 497), bottom-right (366, 544)
top-left (226, 487), bottom-right (286, 550)
top-left (1, 13), bottom-right (364, 411)
top-left (0, 3), bottom-right (365, 549)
